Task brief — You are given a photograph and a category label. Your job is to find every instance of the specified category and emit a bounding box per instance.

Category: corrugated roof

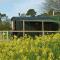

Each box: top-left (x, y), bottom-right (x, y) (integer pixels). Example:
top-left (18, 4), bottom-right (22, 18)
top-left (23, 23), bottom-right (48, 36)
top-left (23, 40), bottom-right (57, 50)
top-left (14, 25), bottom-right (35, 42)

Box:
top-left (11, 16), bottom-right (60, 22)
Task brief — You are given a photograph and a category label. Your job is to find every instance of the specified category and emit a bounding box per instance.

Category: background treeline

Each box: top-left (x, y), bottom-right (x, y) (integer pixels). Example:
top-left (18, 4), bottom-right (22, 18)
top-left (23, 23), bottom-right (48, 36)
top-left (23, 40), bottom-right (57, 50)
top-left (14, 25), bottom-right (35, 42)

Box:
top-left (0, 13), bottom-right (11, 30)
top-left (0, 21), bottom-right (11, 30)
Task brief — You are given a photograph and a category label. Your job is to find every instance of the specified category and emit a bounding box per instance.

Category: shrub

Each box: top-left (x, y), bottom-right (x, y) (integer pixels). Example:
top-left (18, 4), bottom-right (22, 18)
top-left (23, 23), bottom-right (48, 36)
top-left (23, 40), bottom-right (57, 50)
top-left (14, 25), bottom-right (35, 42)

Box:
top-left (0, 33), bottom-right (60, 60)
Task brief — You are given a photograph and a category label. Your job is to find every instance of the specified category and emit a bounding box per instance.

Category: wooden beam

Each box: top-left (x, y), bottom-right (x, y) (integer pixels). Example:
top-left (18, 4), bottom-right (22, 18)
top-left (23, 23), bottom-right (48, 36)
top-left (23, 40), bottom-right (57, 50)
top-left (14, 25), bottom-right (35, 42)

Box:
top-left (11, 21), bottom-right (14, 30)
top-left (42, 21), bottom-right (44, 36)
top-left (23, 20), bottom-right (25, 37)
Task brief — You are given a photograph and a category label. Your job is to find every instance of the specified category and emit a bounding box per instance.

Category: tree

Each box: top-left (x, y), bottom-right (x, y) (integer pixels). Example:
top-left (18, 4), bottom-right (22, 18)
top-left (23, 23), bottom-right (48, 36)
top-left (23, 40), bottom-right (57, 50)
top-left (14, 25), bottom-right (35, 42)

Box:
top-left (45, 0), bottom-right (60, 16)
top-left (0, 13), bottom-right (11, 30)
top-left (45, 0), bottom-right (60, 11)
top-left (41, 13), bottom-right (48, 16)
top-left (0, 13), bottom-right (6, 21)
top-left (48, 9), bottom-right (54, 16)
top-left (0, 19), bottom-right (11, 30)
top-left (26, 9), bottom-right (36, 16)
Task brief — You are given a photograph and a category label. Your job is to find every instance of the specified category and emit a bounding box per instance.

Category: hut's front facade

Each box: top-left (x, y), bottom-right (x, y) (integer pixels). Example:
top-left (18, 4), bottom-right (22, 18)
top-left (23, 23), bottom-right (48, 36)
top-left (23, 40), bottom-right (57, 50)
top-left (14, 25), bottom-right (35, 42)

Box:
top-left (11, 16), bottom-right (60, 36)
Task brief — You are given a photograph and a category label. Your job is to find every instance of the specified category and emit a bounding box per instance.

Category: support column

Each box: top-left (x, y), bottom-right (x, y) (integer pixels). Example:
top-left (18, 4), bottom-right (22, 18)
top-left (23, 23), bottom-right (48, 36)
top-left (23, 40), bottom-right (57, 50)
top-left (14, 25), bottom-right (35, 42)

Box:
top-left (42, 21), bottom-right (44, 36)
top-left (7, 31), bottom-right (9, 40)
top-left (53, 10), bottom-right (55, 16)
top-left (23, 20), bottom-right (25, 37)
top-left (11, 21), bottom-right (14, 30)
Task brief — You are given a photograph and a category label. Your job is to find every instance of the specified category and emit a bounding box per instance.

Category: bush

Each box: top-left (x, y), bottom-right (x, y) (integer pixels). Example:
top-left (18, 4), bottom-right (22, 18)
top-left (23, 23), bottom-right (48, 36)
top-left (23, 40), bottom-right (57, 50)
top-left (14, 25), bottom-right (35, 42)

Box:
top-left (0, 33), bottom-right (60, 60)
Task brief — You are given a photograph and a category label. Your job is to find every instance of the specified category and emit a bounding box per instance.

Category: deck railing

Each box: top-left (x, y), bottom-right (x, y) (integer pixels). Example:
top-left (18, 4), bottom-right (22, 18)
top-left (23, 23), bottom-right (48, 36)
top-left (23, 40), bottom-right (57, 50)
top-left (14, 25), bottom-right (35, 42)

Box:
top-left (0, 31), bottom-right (60, 40)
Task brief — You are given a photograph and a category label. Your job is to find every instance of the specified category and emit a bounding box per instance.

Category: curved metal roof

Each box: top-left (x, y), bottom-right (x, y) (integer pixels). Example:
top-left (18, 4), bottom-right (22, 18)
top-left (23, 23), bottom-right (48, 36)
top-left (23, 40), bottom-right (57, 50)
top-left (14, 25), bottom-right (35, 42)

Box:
top-left (11, 15), bottom-right (60, 22)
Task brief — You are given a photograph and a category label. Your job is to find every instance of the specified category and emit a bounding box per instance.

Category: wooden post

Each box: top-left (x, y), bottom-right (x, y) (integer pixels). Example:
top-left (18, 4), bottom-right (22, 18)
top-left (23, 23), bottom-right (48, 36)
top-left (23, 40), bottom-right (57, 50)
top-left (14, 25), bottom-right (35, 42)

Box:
top-left (23, 20), bottom-right (25, 37)
top-left (53, 10), bottom-right (55, 16)
top-left (7, 31), bottom-right (9, 40)
top-left (12, 21), bottom-right (14, 30)
top-left (42, 21), bottom-right (44, 36)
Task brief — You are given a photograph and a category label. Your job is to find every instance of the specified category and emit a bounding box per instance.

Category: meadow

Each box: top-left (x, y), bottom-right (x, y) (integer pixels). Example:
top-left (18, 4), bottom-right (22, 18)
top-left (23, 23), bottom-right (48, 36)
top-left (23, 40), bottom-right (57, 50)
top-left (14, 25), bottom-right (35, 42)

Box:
top-left (0, 33), bottom-right (60, 60)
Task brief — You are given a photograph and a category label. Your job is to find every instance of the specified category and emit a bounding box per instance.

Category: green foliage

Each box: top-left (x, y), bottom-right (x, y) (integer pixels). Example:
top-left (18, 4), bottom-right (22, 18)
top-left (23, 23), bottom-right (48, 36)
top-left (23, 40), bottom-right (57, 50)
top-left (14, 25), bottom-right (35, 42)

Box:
top-left (45, 0), bottom-right (60, 11)
top-left (0, 33), bottom-right (60, 60)
top-left (0, 13), bottom-right (11, 30)
top-left (48, 9), bottom-right (53, 16)
top-left (26, 9), bottom-right (36, 16)
top-left (0, 21), bottom-right (11, 30)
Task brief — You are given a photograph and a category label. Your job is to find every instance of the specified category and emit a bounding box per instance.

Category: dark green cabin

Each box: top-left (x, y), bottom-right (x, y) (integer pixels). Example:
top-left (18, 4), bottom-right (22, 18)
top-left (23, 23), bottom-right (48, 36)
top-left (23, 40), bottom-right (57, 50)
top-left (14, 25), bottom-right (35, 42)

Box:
top-left (11, 15), bottom-right (60, 36)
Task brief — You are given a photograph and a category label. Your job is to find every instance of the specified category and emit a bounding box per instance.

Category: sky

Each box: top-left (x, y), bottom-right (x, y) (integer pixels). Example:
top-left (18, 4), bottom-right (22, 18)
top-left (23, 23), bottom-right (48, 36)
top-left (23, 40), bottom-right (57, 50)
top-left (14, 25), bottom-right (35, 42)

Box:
top-left (0, 0), bottom-right (45, 18)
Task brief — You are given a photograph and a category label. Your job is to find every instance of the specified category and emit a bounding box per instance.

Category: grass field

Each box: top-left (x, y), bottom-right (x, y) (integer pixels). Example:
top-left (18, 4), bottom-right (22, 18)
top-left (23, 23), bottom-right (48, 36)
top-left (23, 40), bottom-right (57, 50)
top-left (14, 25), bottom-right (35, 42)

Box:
top-left (0, 33), bottom-right (60, 60)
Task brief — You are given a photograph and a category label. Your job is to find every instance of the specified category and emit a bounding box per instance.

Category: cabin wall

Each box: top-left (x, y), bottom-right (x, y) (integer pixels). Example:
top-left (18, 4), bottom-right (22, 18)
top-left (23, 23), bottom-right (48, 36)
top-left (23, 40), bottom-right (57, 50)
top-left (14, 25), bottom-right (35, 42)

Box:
top-left (13, 21), bottom-right (59, 31)
top-left (44, 22), bottom-right (59, 31)
top-left (12, 20), bottom-right (59, 36)
top-left (25, 22), bottom-right (42, 31)
top-left (13, 21), bottom-right (23, 30)
top-left (15, 21), bottom-right (23, 30)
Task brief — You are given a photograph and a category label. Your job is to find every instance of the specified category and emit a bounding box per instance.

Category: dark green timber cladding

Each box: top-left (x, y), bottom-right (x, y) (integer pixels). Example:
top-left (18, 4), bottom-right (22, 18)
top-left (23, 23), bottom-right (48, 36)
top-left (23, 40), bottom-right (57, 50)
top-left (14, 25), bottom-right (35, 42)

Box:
top-left (11, 16), bottom-right (60, 31)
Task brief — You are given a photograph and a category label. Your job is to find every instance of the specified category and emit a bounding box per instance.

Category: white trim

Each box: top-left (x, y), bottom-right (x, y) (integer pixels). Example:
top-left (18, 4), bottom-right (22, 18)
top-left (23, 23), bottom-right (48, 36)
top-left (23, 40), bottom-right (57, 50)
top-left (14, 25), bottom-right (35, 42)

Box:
top-left (11, 21), bottom-right (14, 30)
